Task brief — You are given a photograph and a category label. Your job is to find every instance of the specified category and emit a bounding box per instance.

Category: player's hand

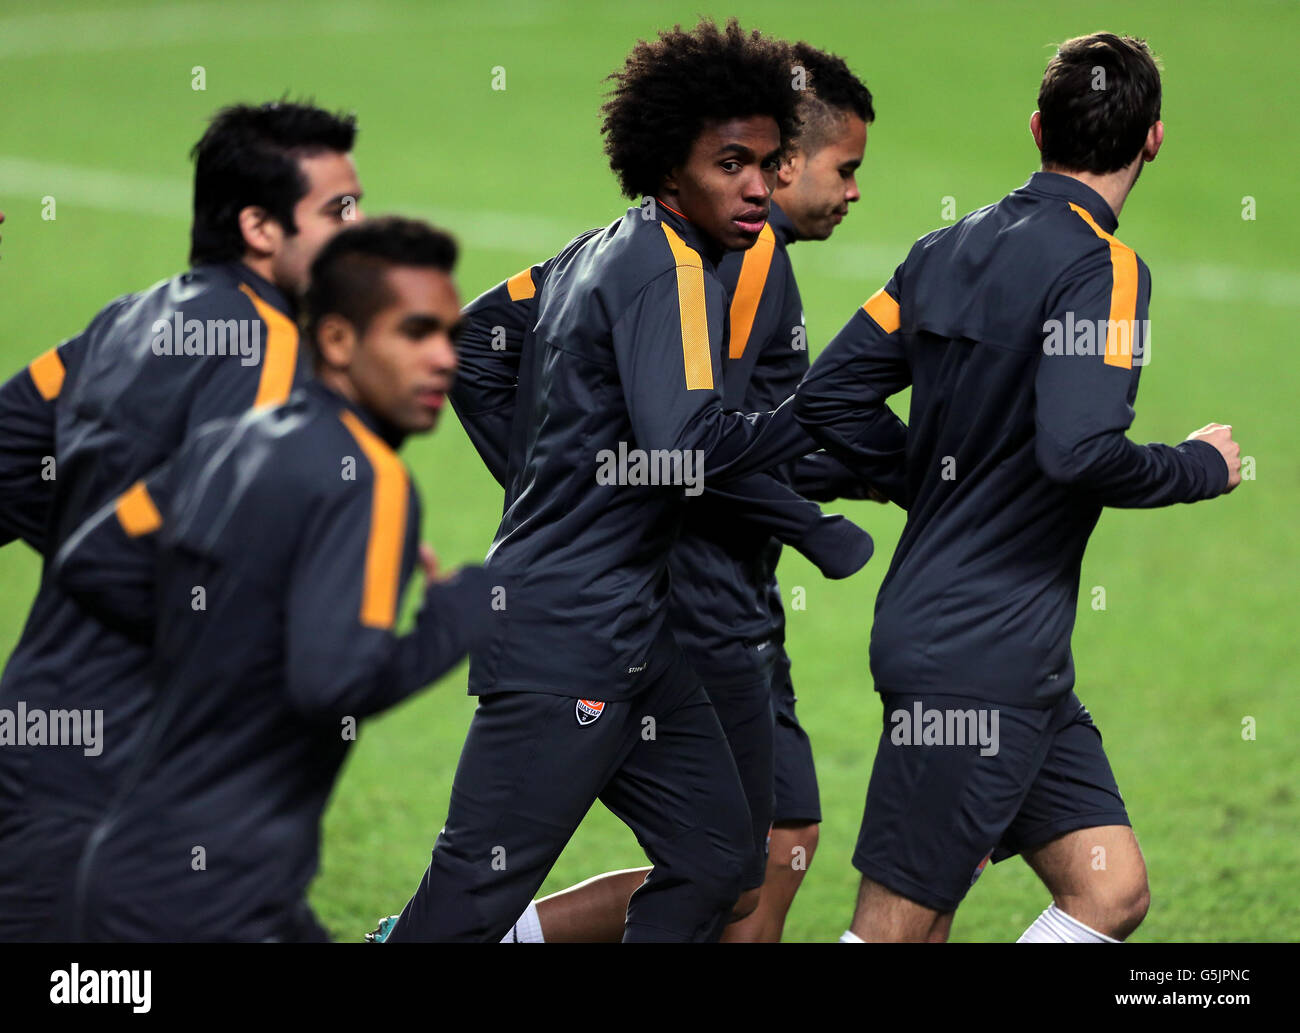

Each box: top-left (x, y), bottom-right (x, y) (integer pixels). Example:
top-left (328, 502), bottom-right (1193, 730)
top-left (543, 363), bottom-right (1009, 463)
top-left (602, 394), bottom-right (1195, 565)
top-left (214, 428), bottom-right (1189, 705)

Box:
top-left (1186, 423), bottom-right (1241, 493)
top-left (866, 486), bottom-right (889, 504)
top-left (419, 543), bottom-right (441, 585)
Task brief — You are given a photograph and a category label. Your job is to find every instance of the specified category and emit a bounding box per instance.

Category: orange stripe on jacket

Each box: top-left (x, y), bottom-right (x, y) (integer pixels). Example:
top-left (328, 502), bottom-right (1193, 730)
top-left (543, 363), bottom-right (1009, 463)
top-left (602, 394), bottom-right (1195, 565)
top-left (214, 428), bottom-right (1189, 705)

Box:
top-left (506, 268), bottom-right (536, 301)
top-left (238, 283), bottom-right (300, 407)
top-left (660, 225), bottom-right (714, 390)
top-left (728, 224), bottom-right (776, 359)
top-left (28, 348), bottom-right (66, 401)
top-left (339, 409), bottom-right (411, 630)
top-left (115, 480), bottom-right (162, 538)
top-left (862, 288), bottom-right (901, 334)
top-left (1067, 203), bottom-right (1138, 370)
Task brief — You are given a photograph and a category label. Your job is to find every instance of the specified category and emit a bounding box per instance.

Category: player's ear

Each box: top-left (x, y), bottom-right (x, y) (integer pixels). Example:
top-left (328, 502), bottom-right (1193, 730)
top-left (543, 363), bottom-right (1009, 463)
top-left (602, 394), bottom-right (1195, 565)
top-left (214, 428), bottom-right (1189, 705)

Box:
top-left (776, 153), bottom-right (800, 188)
top-left (659, 167), bottom-right (681, 199)
top-left (314, 313), bottom-right (357, 371)
top-left (238, 206), bottom-right (281, 259)
top-left (1143, 121), bottom-right (1164, 162)
top-left (1029, 111), bottom-right (1044, 153)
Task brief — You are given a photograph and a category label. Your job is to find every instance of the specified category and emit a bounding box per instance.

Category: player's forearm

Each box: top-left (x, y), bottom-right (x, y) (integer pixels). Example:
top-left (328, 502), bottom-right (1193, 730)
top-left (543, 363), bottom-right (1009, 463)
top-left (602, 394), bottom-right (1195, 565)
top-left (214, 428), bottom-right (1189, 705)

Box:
top-left (697, 472), bottom-right (873, 578)
top-left (1035, 431), bottom-right (1228, 507)
top-left (793, 387), bottom-right (910, 508)
top-left (449, 294), bottom-right (526, 486)
top-left (788, 451), bottom-right (864, 503)
top-left (0, 362), bottom-right (59, 551)
top-left (678, 397), bottom-right (819, 483)
top-left (287, 567), bottom-right (499, 721)
top-left (789, 447), bottom-right (909, 509)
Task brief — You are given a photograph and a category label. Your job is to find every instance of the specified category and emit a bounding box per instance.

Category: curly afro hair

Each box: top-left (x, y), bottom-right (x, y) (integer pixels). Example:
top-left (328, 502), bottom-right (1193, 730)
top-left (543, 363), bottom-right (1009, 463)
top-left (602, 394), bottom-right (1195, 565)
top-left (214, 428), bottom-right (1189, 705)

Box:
top-left (601, 18), bottom-right (802, 200)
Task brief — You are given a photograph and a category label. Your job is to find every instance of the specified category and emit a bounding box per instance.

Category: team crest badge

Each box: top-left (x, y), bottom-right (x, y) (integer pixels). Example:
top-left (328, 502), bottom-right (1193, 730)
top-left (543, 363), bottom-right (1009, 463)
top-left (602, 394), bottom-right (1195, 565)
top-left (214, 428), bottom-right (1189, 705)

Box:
top-left (575, 699), bottom-right (605, 726)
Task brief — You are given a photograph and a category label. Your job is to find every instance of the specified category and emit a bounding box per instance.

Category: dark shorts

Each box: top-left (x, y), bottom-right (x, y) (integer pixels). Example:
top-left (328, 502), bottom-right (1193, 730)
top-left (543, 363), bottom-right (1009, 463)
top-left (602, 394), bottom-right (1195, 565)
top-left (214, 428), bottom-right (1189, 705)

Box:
top-left (770, 651), bottom-right (821, 826)
top-left (702, 666), bottom-right (775, 890)
top-left (386, 639), bottom-right (753, 942)
top-left (853, 689), bottom-right (1129, 913)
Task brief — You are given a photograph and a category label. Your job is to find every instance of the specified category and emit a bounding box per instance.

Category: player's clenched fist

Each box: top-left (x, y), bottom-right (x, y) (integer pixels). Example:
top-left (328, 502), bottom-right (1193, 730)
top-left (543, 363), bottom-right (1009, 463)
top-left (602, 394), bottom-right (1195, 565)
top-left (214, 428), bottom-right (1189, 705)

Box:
top-left (1187, 423), bottom-right (1241, 492)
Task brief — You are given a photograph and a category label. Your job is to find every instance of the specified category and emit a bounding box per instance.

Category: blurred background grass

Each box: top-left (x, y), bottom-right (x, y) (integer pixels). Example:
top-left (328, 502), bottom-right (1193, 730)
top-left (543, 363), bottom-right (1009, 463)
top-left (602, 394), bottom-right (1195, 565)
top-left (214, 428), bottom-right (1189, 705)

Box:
top-left (0, 0), bottom-right (1295, 941)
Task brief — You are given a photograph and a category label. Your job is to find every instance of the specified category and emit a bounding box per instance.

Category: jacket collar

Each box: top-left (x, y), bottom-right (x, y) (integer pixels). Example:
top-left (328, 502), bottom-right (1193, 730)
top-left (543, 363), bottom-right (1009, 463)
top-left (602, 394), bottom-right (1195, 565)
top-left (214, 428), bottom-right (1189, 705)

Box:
top-left (198, 261), bottom-right (297, 321)
top-left (302, 376), bottom-right (407, 451)
top-left (643, 197), bottom-right (724, 268)
top-left (767, 200), bottom-right (797, 248)
top-left (1020, 171), bottom-right (1119, 233)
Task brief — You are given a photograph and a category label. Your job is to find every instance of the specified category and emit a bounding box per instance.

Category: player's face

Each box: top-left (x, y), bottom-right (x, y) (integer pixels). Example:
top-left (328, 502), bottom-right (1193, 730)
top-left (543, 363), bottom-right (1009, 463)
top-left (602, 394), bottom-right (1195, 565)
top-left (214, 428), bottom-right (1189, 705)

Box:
top-left (349, 266), bottom-right (461, 435)
top-left (776, 115), bottom-right (866, 241)
top-left (271, 151), bottom-right (364, 300)
top-left (662, 115), bottom-right (782, 252)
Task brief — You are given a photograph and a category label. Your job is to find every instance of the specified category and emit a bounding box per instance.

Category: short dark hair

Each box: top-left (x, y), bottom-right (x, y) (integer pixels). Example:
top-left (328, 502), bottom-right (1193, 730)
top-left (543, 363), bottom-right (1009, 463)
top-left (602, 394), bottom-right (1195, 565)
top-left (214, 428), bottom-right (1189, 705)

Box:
top-left (601, 18), bottom-right (801, 199)
top-left (1037, 33), bottom-right (1162, 174)
top-left (789, 41), bottom-right (874, 155)
top-left (189, 100), bottom-right (357, 266)
top-left (304, 216), bottom-right (458, 341)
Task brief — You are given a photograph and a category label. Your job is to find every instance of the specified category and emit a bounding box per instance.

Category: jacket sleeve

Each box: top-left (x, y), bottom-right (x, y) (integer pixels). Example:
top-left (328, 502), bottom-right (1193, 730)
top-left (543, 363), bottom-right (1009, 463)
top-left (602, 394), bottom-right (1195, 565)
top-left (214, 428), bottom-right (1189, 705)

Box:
top-left (612, 267), bottom-right (871, 577)
top-left (0, 337), bottom-right (90, 552)
top-left (52, 460), bottom-right (177, 641)
top-left (695, 474), bottom-right (873, 579)
top-left (1034, 247), bottom-right (1227, 506)
top-left (611, 269), bottom-right (816, 481)
top-left (449, 264), bottom-right (548, 487)
top-left (690, 242), bottom-right (880, 569)
top-left (284, 481), bottom-right (500, 722)
top-left (788, 450), bottom-right (892, 504)
top-left (794, 275), bottom-right (913, 505)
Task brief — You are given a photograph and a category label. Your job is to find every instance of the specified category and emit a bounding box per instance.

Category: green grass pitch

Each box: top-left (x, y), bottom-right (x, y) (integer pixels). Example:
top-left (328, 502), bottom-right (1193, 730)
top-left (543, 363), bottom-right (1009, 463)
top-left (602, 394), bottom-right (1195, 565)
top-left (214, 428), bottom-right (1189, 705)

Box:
top-left (0, 0), bottom-right (1295, 941)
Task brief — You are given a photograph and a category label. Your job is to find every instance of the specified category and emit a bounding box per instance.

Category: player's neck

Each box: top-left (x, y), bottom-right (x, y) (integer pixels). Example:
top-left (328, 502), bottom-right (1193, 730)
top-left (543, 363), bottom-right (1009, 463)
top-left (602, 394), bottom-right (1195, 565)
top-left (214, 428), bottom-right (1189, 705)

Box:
top-left (1042, 160), bottom-right (1140, 220)
top-left (316, 367), bottom-right (373, 418)
top-left (313, 370), bottom-right (407, 448)
top-left (240, 254), bottom-right (277, 287)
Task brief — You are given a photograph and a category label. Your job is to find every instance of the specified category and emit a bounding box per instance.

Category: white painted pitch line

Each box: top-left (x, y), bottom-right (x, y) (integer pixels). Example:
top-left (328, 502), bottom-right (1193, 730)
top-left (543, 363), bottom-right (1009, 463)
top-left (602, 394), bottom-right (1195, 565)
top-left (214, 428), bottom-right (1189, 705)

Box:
top-left (1, 156), bottom-right (1297, 307)
top-left (0, 1), bottom-right (548, 59)
top-left (0, 3), bottom-right (380, 59)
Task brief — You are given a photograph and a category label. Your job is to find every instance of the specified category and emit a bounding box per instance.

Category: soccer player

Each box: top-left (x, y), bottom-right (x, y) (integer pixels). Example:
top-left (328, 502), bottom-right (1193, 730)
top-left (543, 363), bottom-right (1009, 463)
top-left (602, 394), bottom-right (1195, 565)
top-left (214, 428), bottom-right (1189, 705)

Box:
top-left (381, 20), bottom-right (879, 943)
top-left (492, 42), bottom-right (892, 944)
top-left (50, 216), bottom-right (496, 941)
top-left (794, 33), bottom-right (1243, 943)
top-left (0, 101), bottom-right (362, 941)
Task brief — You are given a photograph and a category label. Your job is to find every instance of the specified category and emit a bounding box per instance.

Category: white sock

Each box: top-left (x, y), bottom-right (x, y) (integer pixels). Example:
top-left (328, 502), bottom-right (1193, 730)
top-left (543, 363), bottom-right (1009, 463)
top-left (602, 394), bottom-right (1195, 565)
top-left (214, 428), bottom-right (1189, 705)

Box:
top-left (839, 929), bottom-right (866, 943)
top-left (1017, 903), bottom-right (1118, 943)
top-left (500, 900), bottom-right (545, 943)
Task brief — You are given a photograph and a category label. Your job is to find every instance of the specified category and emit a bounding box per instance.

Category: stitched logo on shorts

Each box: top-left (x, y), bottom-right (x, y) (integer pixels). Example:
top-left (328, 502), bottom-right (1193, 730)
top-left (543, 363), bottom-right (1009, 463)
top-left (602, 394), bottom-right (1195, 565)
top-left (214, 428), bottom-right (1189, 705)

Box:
top-left (970, 852), bottom-right (992, 886)
top-left (575, 699), bottom-right (605, 726)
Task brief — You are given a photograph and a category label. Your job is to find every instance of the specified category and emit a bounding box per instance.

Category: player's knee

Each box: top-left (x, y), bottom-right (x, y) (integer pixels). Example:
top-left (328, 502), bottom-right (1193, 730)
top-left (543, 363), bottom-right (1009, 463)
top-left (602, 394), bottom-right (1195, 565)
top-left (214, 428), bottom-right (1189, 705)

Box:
top-left (729, 886), bottom-right (761, 922)
top-left (1112, 876), bottom-right (1150, 938)
top-left (1063, 867), bottom-right (1150, 939)
top-left (678, 833), bottom-right (747, 917)
top-left (1100, 854), bottom-right (1150, 937)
